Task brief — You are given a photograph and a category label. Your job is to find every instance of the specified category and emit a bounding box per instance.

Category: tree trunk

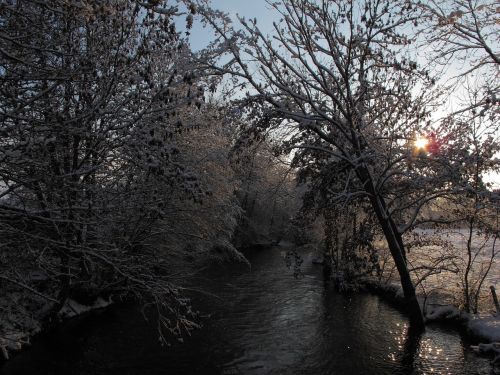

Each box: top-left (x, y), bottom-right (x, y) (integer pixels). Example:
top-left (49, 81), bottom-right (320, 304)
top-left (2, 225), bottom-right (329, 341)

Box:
top-left (372, 197), bottom-right (425, 330)
top-left (359, 166), bottom-right (425, 330)
top-left (463, 217), bottom-right (474, 313)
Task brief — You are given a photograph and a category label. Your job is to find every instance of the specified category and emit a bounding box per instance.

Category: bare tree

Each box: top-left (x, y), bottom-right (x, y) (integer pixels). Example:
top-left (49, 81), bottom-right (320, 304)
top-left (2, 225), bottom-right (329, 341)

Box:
top-left (417, 0), bottom-right (499, 116)
top-left (416, 0), bottom-right (500, 313)
top-left (200, 0), bottom-right (438, 328)
top-left (438, 109), bottom-right (500, 313)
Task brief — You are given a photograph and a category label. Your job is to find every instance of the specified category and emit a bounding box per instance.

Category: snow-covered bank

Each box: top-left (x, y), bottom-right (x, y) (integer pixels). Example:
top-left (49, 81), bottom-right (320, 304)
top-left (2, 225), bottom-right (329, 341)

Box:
top-left (425, 305), bottom-right (500, 350)
top-left (467, 315), bottom-right (500, 343)
top-left (361, 278), bottom-right (500, 367)
top-left (0, 297), bottom-right (112, 360)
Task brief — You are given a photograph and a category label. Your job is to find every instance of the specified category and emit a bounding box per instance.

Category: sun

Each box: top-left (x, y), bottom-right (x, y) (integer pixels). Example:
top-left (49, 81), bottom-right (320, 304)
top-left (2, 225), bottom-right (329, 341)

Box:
top-left (415, 136), bottom-right (429, 150)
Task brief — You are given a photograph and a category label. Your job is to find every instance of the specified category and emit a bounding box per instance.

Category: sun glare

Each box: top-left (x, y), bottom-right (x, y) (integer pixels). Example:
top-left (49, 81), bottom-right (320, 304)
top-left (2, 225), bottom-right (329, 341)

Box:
top-left (415, 136), bottom-right (429, 150)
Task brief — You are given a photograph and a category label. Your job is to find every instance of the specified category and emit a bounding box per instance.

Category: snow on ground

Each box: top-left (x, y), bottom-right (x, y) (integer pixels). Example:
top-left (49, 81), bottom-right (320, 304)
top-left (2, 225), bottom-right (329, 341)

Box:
top-left (468, 315), bottom-right (500, 343)
top-left (0, 291), bottom-right (44, 359)
top-left (0, 297), bottom-right (112, 360)
top-left (425, 305), bottom-right (463, 322)
top-left (423, 304), bottom-right (499, 346)
top-left (58, 297), bottom-right (112, 318)
top-left (413, 228), bottom-right (499, 290)
top-left (375, 227), bottom-right (499, 312)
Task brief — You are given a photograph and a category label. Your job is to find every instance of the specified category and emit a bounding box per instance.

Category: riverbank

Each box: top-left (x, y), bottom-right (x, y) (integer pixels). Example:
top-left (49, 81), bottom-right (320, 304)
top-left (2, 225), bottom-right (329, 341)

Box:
top-left (359, 277), bottom-right (500, 366)
top-left (0, 297), bottom-right (112, 361)
top-left (0, 241), bottom-right (251, 362)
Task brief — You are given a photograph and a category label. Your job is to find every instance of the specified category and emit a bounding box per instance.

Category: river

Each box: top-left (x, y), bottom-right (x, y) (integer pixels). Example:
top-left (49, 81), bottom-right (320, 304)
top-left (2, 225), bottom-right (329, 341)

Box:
top-left (0, 246), bottom-right (493, 375)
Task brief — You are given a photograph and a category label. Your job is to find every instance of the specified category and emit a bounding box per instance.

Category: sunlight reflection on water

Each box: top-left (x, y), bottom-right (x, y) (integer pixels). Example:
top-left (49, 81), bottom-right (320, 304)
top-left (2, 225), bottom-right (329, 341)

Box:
top-left (0, 246), bottom-right (494, 375)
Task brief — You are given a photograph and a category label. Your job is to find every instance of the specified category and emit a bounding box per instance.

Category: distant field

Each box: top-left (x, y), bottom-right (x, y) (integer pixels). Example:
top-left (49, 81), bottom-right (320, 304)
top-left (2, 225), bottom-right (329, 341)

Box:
top-left (377, 228), bottom-right (499, 312)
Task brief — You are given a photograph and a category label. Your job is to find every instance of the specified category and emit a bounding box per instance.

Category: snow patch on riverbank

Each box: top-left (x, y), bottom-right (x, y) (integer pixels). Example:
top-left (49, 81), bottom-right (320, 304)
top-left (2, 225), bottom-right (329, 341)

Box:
top-left (468, 315), bottom-right (500, 342)
top-left (0, 297), bottom-right (112, 360)
top-left (59, 297), bottom-right (112, 318)
top-left (425, 305), bottom-right (463, 322)
top-left (423, 305), bottom-right (499, 345)
top-left (0, 319), bottom-right (41, 360)
top-left (422, 299), bottom-right (500, 366)
top-left (423, 302), bottom-right (500, 344)
top-left (0, 291), bottom-right (44, 360)
top-left (363, 277), bottom-right (500, 368)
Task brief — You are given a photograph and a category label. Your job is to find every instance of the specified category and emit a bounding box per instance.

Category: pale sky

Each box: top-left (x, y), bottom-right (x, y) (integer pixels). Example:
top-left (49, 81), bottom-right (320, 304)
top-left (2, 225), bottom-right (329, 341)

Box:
top-left (186, 0), bottom-right (500, 189)
top-left (188, 0), bottom-right (276, 51)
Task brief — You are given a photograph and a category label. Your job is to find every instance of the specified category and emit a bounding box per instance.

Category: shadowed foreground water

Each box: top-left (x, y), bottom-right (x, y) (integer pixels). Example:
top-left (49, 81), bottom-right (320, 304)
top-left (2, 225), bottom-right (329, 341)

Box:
top-left (0, 246), bottom-right (493, 375)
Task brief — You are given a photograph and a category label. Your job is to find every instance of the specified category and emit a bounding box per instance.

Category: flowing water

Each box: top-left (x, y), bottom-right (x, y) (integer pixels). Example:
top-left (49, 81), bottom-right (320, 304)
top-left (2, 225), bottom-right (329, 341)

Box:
top-left (0, 246), bottom-right (493, 375)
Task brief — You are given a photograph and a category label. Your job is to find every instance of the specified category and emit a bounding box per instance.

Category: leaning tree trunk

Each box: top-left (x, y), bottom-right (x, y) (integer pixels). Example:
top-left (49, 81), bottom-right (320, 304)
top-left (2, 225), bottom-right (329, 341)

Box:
top-left (359, 167), bottom-right (425, 330)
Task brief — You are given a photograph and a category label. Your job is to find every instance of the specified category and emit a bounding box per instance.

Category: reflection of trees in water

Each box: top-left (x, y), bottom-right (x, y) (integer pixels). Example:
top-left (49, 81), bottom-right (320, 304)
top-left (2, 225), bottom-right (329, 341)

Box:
top-left (401, 323), bottom-right (422, 371)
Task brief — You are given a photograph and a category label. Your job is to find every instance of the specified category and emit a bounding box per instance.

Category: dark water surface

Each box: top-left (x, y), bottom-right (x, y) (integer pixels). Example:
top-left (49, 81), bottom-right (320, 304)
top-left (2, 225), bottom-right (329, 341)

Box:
top-left (0, 246), bottom-right (492, 375)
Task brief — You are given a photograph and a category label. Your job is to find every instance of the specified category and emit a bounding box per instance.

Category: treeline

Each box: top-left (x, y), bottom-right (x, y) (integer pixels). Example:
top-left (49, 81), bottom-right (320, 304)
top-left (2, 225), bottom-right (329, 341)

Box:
top-left (1, 0), bottom-right (499, 349)
top-left (0, 0), bottom-right (299, 348)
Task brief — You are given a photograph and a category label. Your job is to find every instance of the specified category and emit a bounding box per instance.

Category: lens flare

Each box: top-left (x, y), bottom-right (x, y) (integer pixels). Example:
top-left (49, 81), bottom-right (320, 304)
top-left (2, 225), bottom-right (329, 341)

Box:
top-left (415, 136), bottom-right (429, 150)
